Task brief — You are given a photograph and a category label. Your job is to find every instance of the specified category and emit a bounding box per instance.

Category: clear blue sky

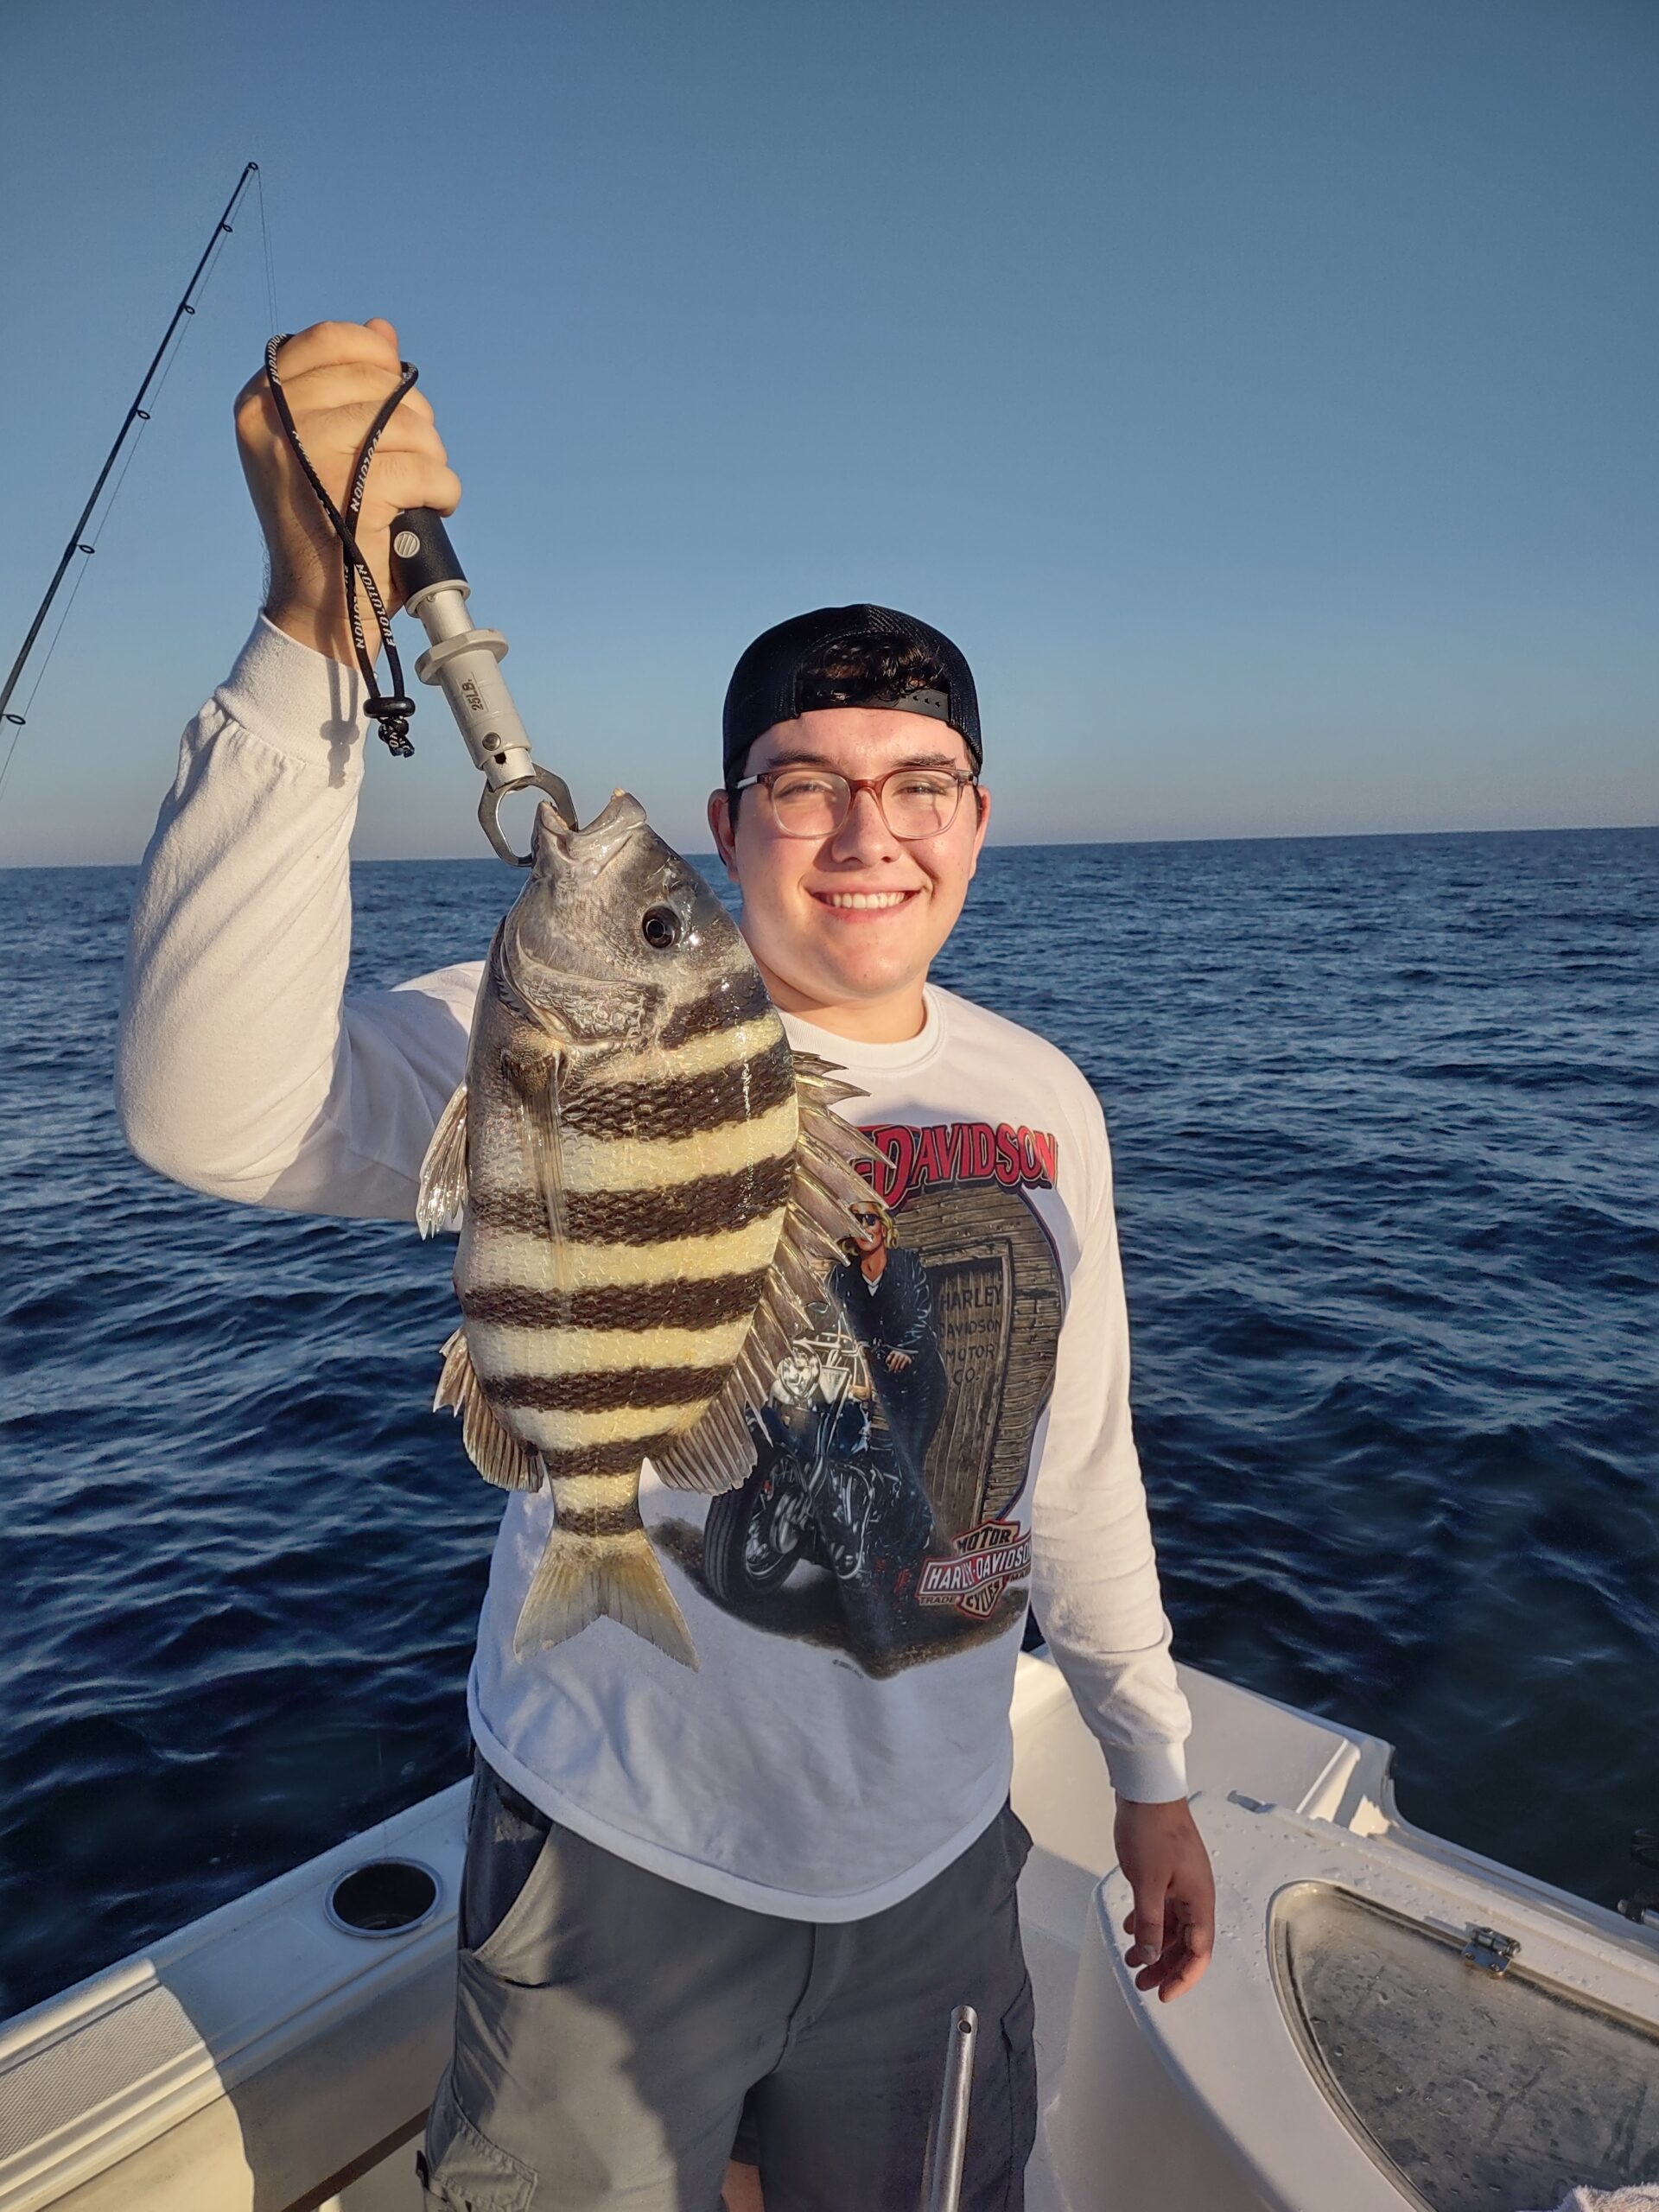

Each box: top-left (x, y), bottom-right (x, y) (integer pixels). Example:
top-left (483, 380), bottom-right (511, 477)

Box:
top-left (1, 0), bottom-right (1654, 865)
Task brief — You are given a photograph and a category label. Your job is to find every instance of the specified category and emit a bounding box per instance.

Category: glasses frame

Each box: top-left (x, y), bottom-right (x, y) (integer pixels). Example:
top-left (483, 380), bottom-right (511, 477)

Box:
top-left (728, 765), bottom-right (982, 842)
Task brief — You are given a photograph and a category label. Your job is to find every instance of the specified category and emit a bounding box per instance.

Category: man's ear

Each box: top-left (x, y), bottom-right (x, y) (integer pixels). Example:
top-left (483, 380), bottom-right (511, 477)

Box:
top-left (967, 783), bottom-right (991, 876)
top-left (708, 790), bottom-right (738, 880)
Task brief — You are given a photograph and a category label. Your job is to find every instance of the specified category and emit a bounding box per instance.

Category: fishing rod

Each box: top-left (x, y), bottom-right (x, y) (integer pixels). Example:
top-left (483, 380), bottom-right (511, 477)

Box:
top-left (6, 168), bottom-right (558, 861)
top-left (0, 162), bottom-right (263, 747)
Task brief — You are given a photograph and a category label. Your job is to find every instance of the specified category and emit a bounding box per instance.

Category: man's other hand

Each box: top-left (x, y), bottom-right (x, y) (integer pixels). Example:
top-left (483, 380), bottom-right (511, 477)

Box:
top-left (234, 318), bottom-right (461, 665)
top-left (1115, 1796), bottom-right (1215, 2002)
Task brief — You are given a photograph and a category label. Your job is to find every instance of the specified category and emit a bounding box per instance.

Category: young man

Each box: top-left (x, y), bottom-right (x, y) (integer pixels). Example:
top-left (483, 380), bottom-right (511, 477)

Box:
top-left (118, 320), bottom-right (1214, 2212)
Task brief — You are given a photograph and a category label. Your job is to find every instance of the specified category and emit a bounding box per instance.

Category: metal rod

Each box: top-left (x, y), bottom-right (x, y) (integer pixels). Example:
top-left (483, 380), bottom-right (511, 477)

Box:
top-left (921, 2004), bottom-right (978, 2212)
top-left (0, 162), bottom-right (261, 734)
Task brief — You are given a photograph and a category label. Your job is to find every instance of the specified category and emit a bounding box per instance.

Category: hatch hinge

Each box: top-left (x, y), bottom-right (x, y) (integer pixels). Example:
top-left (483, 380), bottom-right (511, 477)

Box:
top-left (1461, 1925), bottom-right (1520, 1975)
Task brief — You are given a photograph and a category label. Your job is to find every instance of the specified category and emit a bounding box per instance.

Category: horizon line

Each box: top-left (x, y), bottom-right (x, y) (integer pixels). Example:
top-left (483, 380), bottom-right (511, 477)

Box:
top-left (3, 818), bottom-right (1656, 874)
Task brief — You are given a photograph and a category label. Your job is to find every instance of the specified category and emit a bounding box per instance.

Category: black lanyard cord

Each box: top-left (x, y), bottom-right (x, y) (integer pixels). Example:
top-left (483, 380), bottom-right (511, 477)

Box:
top-left (263, 336), bottom-right (417, 757)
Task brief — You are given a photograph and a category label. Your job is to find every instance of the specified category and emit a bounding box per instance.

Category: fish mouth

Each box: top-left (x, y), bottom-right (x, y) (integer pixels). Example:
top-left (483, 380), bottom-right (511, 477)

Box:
top-left (532, 790), bottom-right (647, 877)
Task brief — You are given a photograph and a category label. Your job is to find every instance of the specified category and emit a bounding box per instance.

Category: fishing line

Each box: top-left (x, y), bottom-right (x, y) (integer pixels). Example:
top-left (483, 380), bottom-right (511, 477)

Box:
top-left (0, 208), bottom-right (241, 810)
top-left (0, 563), bottom-right (94, 807)
top-left (262, 339), bottom-right (420, 758)
top-left (253, 163), bottom-right (279, 336)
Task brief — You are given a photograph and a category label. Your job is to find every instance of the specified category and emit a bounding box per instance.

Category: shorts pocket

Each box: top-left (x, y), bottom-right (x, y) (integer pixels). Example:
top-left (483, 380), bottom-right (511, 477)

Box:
top-left (417, 2067), bottom-right (537, 2211)
top-left (1001, 1803), bottom-right (1033, 1881)
top-left (461, 1763), bottom-right (556, 1965)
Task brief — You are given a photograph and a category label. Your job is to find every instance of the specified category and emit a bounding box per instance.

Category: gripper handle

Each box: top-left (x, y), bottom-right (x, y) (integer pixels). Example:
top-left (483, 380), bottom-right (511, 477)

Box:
top-left (389, 508), bottom-right (466, 613)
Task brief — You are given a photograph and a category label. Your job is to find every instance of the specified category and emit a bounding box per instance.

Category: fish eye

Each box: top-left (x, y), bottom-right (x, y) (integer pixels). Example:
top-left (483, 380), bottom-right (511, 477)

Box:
top-left (641, 906), bottom-right (683, 950)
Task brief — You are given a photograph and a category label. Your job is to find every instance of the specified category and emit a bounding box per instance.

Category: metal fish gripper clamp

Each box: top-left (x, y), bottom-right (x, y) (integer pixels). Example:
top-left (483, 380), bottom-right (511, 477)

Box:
top-left (389, 507), bottom-right (576, 862)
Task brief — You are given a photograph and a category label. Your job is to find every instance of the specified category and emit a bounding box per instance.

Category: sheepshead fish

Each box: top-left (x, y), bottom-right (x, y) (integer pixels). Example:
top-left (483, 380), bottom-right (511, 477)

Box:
top-left (416, 790), bottom-right (877, 1669)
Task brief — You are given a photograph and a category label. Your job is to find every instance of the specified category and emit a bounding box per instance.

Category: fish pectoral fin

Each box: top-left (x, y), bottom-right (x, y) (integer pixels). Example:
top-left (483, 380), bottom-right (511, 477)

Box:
top-left (434, 1325), bottom-right (544, 1491)
top-left (515, 1522), bottom-right (697, 1669)
top-left (504, 1045), bottom-right (566, 1243)
top-left (654, 1052), bottom-right (882, 1498)
top-left (416, 1083), bottom-right (469, 1238)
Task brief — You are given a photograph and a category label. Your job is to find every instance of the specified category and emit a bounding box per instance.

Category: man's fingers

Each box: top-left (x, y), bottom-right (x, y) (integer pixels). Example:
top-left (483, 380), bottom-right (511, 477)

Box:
top-left (235, 366), bottom-right (433, 448)
top-left (301, 365), bottom-right (434, 423)
top-left (268, 319), bottom-right (404, 378)
top-left (367, 450), bottom-right (462, 518)
top-left (1159, 1930), bottom-right (1214, 2003)
top-left (1141, 1923), bottom-right (1213, 2002)
top-left (1125, 1902), bottom-right (1214, 1999)
top-left (239, 388), bottom-right (447, 476)
top-left (257, 362), bottom-right (427, 425)
top-left (1126, 1900), bottom-right (1165, 1967)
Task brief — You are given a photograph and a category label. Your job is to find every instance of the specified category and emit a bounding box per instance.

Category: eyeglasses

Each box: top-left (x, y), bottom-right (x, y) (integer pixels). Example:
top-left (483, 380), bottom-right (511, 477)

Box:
top-left (729, 765), bottom-right (980, 841)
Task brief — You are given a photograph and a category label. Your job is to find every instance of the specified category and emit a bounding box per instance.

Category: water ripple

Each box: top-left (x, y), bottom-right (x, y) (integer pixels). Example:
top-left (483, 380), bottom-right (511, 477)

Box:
top-left (1, 826), bottom-right (1655, 2019)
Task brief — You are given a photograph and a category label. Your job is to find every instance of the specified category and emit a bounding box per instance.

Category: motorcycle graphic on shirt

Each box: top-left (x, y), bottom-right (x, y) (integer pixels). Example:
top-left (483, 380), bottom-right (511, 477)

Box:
top-left (660, 1119), bottom-right (1065, 1676)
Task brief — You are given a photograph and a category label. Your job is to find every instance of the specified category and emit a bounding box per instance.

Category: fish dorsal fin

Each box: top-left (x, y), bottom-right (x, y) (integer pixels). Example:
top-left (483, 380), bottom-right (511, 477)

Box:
top-left (416, 1082), bottom-right (469, 1238)
top-left (434, 1325), bottom-right (544, 1491)
top-left (652, 1051), bottom-right (880, 1496)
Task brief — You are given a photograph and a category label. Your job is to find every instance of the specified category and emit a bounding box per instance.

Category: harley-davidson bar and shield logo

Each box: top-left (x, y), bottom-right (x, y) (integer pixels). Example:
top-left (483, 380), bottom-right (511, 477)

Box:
top-left (917, 1516), bottom-right (1035, 1620)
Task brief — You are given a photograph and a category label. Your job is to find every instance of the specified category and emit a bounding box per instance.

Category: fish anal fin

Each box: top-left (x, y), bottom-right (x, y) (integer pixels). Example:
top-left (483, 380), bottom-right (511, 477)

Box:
top-left (515, 1523), bottom-right (697, 1669)
top-left (416, 1083), bottom-right (469, 1238)
top-left (434, 1325), bottom-right (544, 1491)
top-left (652, 1396), bottom-right (758, 1497)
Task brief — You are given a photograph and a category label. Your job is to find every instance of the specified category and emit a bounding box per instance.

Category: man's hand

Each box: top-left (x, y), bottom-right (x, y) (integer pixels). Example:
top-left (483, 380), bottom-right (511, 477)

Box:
top-left (233, 318), bottom-right (461, 665)
top-left (1115, 1796), bottom-right (1215, 2002)
top-left (886, 1349), bottom-right (912, 1371)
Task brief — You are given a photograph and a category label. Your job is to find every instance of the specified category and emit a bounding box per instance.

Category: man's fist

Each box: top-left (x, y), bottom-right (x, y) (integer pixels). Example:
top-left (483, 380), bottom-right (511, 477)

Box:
top-left (234, 318), bottom-right (461, 665)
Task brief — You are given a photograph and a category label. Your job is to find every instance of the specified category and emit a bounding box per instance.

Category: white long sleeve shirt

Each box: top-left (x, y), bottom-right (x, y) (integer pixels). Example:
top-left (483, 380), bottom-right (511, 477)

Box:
top-left (117, 617), bottom-right (1192, 1919)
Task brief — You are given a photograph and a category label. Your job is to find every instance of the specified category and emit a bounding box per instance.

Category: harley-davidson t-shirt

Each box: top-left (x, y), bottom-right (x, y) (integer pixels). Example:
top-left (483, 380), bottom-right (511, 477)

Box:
top-left (116, 617), bottom-right (1192, 1920)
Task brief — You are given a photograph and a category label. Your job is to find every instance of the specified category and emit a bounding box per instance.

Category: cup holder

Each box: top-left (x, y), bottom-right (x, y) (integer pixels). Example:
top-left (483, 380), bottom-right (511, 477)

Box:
top-left (325, 1857), bottom-right (442, 1939)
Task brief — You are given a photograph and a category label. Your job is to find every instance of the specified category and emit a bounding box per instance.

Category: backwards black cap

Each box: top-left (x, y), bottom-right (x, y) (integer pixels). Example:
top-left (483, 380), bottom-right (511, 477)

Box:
top-left (722, 603), bottom-right (982, 784)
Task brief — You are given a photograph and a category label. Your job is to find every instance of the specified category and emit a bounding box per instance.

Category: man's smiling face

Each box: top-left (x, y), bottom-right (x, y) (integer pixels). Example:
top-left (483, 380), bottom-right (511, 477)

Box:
top-left (708, 705), bottom-right (990, 1042)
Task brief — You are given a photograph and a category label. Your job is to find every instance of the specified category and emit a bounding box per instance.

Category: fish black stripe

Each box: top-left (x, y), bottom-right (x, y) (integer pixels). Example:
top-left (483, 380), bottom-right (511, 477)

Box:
top-left (559, 1043), bottom-right (795, 1142)
top-left (461, 1271), bottom-right (769, 1333)
top-left (490, 1365), bottom-right (727, 1412)
top-left (551, 1499), bottom-right (648, 1539)
top-left (658, 971), bottom-right (773, 1050)
top-left (537, 1436), bottom-right (674, 1479)
top-left (468, 1156), bottom-right (795, 1244)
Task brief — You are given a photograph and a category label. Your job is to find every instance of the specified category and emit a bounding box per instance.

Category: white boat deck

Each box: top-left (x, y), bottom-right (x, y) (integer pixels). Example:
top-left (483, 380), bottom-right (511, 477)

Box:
top-left (2, 1654), bottom-right (1653, 2212)
top-left (1008, 1649), bottom-right (1391, 2209)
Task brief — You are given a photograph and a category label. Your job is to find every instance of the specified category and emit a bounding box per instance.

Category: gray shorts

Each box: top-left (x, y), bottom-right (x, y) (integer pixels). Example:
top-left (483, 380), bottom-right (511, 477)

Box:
top-left (417, 1758), bottom-right (1037, 2212)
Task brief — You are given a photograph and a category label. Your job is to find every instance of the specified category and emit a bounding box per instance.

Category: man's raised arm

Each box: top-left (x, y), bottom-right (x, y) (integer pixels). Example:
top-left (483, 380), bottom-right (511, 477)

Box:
top-left (115, 320), bottom-right (474, 1222)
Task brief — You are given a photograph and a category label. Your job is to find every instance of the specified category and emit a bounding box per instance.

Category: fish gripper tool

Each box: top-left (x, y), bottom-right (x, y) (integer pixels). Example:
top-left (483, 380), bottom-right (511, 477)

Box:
top-left (390, 506), bottom-right (576, 863)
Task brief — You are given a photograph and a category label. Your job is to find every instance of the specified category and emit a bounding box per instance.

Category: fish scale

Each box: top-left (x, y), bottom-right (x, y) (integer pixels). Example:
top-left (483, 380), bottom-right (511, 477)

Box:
top-left (417, 789), bottom-right (878, 1669)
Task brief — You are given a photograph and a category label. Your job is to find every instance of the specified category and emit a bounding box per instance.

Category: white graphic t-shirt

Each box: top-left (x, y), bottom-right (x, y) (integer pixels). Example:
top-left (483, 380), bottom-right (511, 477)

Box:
top-left (117, 618), bottom-right (1192, 1921)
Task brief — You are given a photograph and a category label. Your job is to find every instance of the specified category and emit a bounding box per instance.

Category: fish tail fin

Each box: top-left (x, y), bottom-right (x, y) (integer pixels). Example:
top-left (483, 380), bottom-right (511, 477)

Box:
top-left (513, 1522), bottom-right (698, 1671)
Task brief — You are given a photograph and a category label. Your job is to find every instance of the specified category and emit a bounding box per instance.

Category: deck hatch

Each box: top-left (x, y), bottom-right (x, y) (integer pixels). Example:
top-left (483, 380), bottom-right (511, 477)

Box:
top-left (1270, 1881), bottom-right (1659, 2212)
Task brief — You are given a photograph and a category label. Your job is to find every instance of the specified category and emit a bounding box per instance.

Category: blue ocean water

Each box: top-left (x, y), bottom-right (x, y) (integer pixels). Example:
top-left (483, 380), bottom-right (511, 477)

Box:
top-left (1, 828), bottom-right (1654, 2021)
